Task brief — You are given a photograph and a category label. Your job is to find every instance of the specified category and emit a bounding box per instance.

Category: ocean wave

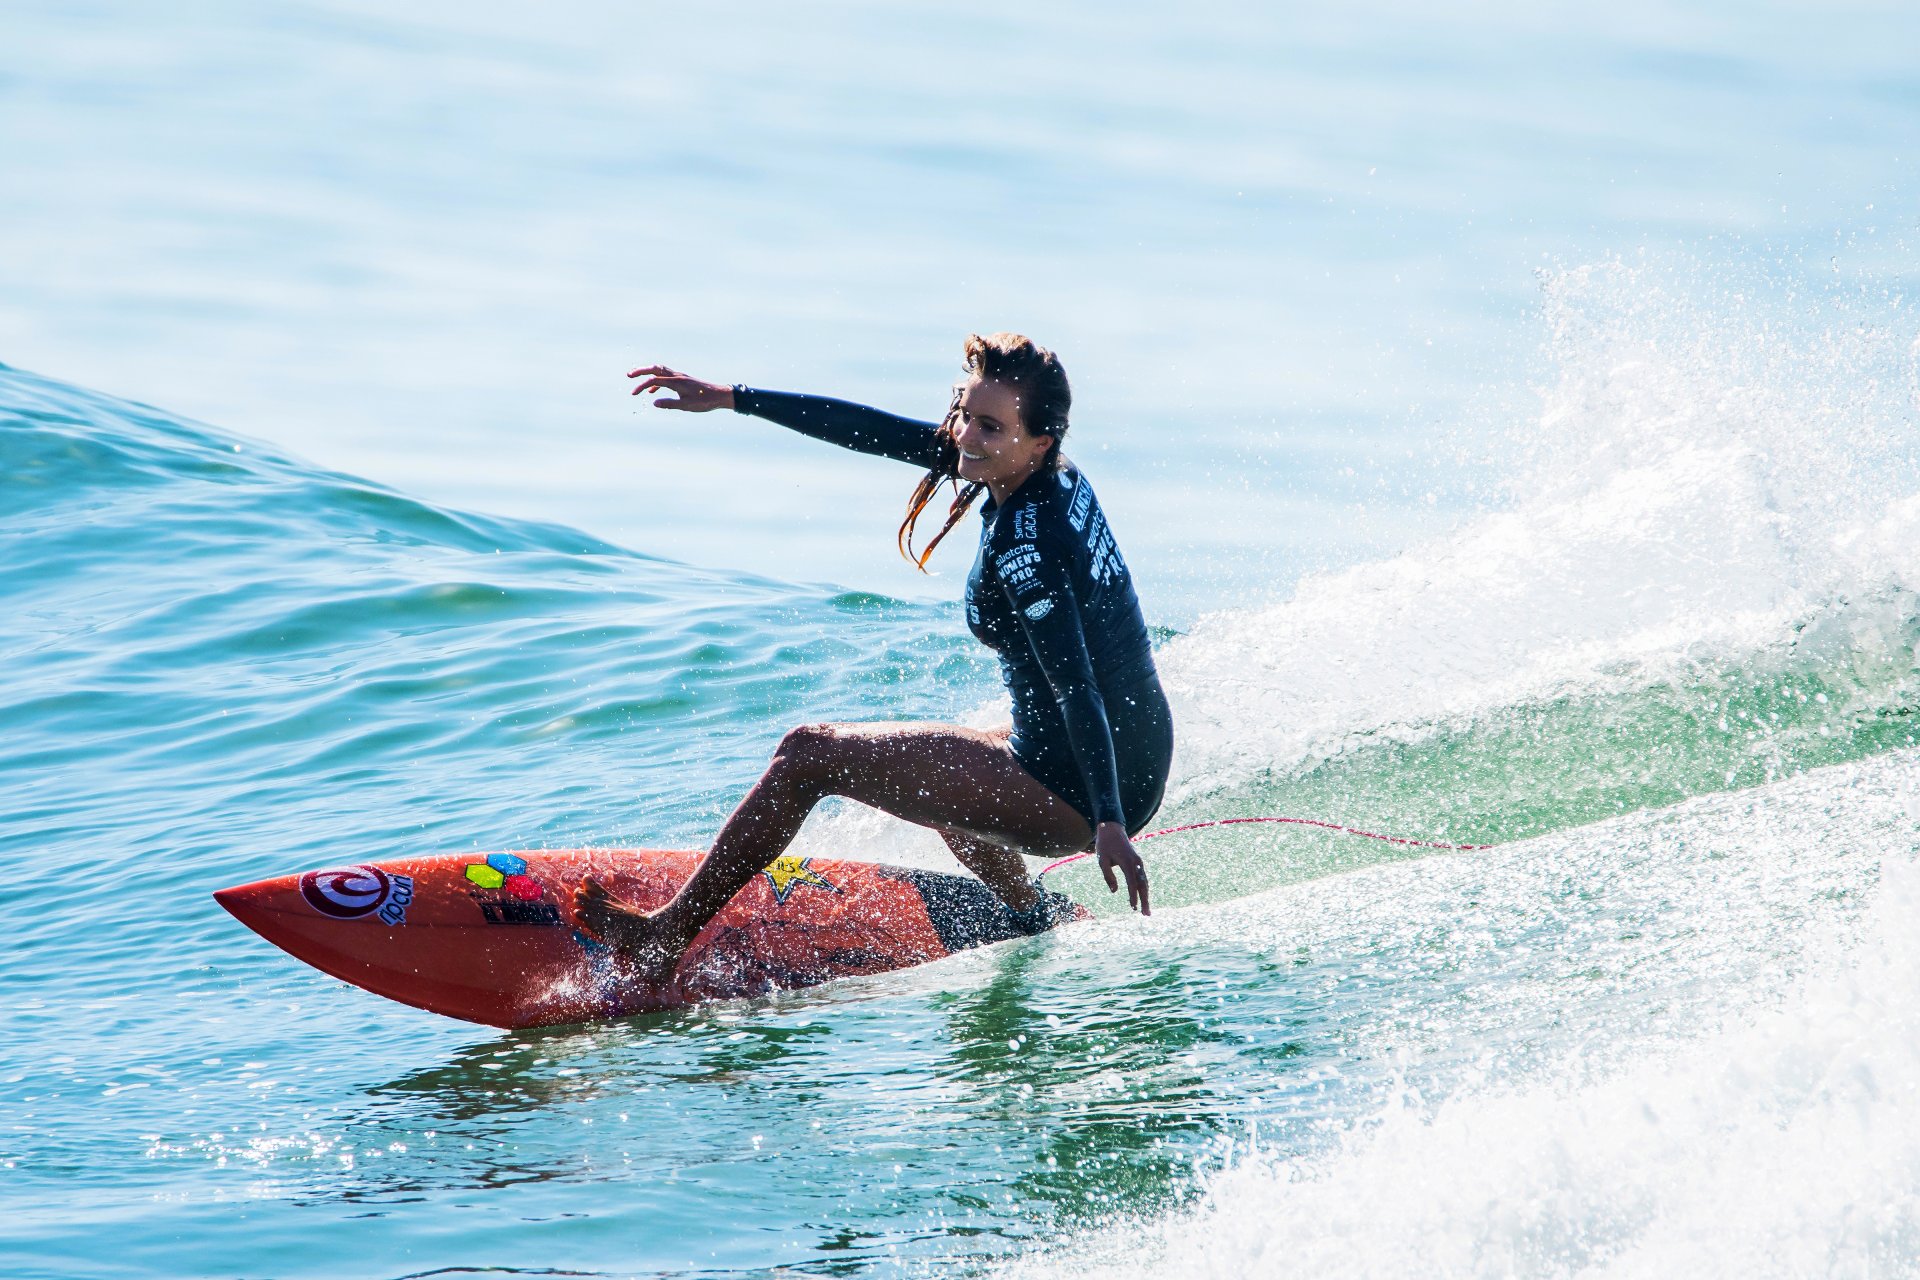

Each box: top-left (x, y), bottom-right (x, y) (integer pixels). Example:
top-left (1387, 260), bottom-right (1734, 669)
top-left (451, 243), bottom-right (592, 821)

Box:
top-left (1000, 749), bottom-right (1920, 1279)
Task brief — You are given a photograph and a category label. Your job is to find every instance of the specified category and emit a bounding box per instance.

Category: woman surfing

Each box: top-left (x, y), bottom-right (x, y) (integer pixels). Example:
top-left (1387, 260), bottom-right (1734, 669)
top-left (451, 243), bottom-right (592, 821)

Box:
top-left (577, 333), bottom-right (1173, 985)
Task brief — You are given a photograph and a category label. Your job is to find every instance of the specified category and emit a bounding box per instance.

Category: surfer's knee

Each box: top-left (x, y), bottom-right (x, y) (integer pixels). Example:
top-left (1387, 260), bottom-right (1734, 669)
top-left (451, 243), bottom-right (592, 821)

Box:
top-left (770, 722), bottom-right (841, 791)
top-left (775, 722), bottom-right (837, 759)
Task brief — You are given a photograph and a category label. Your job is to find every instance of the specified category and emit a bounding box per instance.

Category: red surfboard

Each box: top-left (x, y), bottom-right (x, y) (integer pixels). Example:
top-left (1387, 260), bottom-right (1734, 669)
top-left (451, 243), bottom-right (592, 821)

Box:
top-left (214, 849), bottom-right (1087, 1029)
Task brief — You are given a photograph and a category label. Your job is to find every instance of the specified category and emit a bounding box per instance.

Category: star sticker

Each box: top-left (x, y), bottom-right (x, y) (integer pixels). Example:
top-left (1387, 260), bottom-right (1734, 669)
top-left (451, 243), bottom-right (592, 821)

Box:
top-left (761, 855), bottom-right (838, 904)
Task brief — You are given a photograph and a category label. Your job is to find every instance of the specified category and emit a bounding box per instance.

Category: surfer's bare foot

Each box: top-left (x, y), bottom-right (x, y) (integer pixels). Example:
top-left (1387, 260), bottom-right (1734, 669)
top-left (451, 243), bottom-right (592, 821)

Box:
top-left (574, 877), bottom-right (687, 986)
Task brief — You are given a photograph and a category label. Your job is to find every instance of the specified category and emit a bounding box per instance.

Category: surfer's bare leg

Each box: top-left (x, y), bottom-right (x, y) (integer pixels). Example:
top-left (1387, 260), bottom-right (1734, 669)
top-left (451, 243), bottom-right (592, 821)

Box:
top-left (576, 721), bottom-right (1090, 980)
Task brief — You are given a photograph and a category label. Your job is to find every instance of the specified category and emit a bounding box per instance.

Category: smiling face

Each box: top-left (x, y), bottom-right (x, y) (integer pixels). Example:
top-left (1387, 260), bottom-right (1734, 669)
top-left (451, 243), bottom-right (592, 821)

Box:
top-left (950, 375), bottom-right (1056, 499)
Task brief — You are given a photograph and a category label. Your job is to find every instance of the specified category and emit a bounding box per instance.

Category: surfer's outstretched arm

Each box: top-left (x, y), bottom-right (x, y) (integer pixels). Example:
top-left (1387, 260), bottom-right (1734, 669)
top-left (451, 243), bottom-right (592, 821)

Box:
top-left (732, 388), bottom-right (942, 467)
top-left (627, 365), bottom-right (941, 467)
top-left (576, 721), bottom-right (1094, 985)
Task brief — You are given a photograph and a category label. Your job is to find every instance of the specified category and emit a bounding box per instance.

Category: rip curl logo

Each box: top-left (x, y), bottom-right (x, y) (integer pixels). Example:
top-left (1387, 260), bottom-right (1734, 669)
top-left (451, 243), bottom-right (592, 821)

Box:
top-left (299, 865), bottom-right (414, 925)
top-left (1024, 597), bottom-right (1054, 620)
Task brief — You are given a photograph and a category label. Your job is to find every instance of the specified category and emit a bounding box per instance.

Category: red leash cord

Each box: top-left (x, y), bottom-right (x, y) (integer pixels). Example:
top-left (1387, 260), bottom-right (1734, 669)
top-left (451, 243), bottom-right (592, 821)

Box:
top-left (1035, 815), bottom-right (1491, 879)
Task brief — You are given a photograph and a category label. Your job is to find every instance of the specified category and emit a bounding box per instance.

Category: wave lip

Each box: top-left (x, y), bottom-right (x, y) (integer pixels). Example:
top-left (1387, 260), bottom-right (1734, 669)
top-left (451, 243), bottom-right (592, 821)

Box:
top-left (1167, 262), bottom-right (1920, 797)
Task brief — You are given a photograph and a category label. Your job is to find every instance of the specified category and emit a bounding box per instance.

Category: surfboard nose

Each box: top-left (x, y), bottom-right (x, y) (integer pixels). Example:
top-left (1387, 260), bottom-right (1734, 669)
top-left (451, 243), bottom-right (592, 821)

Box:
top-left (210, 856), bottom-right (609, 1029)
top-left (212, 881), bottom-right (258, 917)
top-left (212, 875), bottom-right (302, 932)
top-left (213, 877), bottom-right (325, 992)
top-left (217, 875), bottom-right (280, 924)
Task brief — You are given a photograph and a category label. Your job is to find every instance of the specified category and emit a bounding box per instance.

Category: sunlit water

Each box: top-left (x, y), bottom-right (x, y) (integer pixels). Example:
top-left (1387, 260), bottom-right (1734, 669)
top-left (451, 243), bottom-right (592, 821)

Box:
top-left (6, 3), bottom-right (1920, 1278)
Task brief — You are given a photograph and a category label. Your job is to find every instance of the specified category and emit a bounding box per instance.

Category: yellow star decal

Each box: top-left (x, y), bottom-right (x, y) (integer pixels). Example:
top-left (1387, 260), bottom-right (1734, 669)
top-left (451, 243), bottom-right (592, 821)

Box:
top-left (762, 855), bottom-right (838, 904)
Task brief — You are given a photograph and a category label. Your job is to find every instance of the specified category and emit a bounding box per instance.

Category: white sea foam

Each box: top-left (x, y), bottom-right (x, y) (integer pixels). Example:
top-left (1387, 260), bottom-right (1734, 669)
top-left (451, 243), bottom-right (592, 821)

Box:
top-left (1163, 262), bottom-right (1920, 796)
top-left (1001, 751), bottom-right (1920, 1279)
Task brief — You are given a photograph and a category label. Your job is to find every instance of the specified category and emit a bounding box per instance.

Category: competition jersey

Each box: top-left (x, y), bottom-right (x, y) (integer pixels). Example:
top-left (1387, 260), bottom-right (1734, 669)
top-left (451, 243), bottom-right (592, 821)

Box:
top-left (733, 387), bottom-right (1158, 826)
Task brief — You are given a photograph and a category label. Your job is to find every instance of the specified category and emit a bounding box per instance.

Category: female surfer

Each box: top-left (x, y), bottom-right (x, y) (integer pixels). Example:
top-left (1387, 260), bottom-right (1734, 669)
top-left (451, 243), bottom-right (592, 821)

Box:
top-left (577, 333), bottom-right (1173, 984)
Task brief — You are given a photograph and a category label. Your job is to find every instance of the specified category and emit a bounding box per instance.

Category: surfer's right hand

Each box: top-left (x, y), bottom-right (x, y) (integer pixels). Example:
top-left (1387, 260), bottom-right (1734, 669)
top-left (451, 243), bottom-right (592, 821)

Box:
top-left (628, 365), bottom-right (734, 412)
top-left (1094, 822), bottom-right (1151, 916)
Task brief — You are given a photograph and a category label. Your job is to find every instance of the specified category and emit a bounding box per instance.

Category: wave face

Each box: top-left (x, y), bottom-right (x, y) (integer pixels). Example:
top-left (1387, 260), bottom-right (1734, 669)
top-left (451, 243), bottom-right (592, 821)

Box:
top-left (1005, 754), bottom-right (1920, 1279)
top-left (5, 263), bottom-right (1920, 1278)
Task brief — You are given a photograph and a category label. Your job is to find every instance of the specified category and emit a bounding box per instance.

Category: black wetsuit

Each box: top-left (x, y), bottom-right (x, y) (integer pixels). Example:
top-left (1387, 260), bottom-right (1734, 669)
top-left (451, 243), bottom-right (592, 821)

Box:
top-left (732, 387), bottom-right (1174, 834)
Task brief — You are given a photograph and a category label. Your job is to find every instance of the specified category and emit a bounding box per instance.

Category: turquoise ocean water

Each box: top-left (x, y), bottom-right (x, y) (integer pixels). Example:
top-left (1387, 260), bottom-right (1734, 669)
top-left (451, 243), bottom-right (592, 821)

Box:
top-left (7, 3), bottom-right (1920, 1277)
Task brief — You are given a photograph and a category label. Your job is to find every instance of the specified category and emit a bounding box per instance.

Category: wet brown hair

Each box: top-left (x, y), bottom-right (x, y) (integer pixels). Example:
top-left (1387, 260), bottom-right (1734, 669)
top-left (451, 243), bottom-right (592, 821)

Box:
top-left (898, 332), bottom-right (1072, 570)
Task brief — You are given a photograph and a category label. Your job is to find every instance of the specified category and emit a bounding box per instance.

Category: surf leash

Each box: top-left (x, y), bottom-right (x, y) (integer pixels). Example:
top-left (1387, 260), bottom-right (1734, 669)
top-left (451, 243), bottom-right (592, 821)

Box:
top-left (1035, 815), bottom-right (1491, 879)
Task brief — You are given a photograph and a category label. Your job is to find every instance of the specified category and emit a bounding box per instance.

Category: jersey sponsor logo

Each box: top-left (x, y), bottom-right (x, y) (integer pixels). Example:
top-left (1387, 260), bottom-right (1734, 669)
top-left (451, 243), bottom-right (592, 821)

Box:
top-left (1023, 597), bottom-right (1054, 620)
top-left (1084, 510), bottom-right (1106, 554)
top-left (1084, 510), bottom-right (1127, 585)
top-left (995, 544), bottom-right (1044, 597)
top-left (299, 865), bottom-right (414, 925)
top-left (1015, 505), bottom-right (1038, 541)
top-left (1067, 475), bottom-right (1093, 531)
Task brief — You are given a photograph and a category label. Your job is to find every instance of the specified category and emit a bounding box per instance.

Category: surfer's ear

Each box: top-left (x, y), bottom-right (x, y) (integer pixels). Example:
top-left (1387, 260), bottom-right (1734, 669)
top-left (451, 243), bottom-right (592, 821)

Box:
top-left (1023, 427), bottom-right (1056, 471)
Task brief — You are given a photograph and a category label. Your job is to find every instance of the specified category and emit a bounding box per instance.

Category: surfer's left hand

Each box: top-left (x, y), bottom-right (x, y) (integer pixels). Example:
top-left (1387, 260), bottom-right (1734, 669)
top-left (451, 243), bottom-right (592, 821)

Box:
top-left (1095, 822), bottom-right (1150, 915)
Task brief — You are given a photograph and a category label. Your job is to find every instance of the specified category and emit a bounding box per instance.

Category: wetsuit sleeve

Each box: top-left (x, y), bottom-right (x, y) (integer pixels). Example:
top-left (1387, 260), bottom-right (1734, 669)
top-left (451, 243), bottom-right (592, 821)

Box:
top-left (732, 387), bottom-right (942, 468)
top-left (991, 534), bottom-right (1127, 828)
